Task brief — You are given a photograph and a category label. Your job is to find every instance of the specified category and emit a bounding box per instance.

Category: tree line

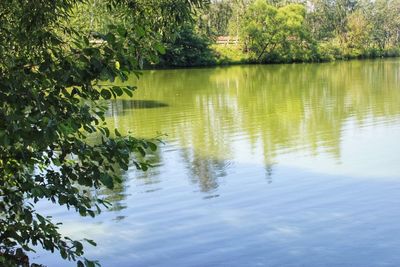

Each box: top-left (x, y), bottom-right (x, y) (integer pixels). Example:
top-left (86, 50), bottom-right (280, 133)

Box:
top-left (67, 0), bottom-right (400, 67)
top-left (169, 0), bottom-right (400, 65)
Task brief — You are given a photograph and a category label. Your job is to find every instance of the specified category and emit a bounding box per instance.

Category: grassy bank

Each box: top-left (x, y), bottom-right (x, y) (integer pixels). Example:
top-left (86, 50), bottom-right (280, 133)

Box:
top-left (211, 44), bottom-right (400, 66)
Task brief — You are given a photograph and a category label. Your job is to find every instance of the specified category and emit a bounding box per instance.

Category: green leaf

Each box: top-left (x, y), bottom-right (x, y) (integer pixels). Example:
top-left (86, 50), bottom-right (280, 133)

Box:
top-left (79, 207), bottom-right (87, 216)
top-left (100, 173), bottom-right (114, 189)
top-left (85, 259), bottom-right (96, 267)
top-left (83, 125), bottom-right (93, 133)
top-left (134, 26), bottom-right (145, 37)
top-left (154, 43), bottom-right (166, 54)
top-left (137, 147), bottom-right (146, 157)
top-left (112, 86), bottom-right (123, 96)
top-left (85, 239), bottom-right (97, 246)
top-left (105, 32), bottom-right (116, 43)
top-left (140, 163), bottom-right (149, 171)
top-left (115, 61), bottom-right (120, 70)
top-left (87, 210), bottom-right (95, 218)
top-left (24, 210), bottom-right (33, 224)
top-left (148, 142), bottom-right (157, 151)
top-left (100, 89), bottom-right (112, 100)
top-left (119, 161), bottom-right (129, 171)
top-left (36, 214), bottom-right (46, 224)
top-left (117, 26), bottom-right (127, 37)
top-left (60, 249), bottom-right (68, 259)
top-left (104, 127), bottom-right (110, 137)
top-left (122, 87), bottom-right (133, 97)
top-left (74, 241), bottom-right (83, 254)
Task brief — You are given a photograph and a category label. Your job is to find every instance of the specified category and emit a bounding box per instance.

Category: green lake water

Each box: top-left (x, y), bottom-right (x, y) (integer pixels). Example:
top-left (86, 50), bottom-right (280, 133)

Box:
top-left (38, 58), bottom-right (400, 266)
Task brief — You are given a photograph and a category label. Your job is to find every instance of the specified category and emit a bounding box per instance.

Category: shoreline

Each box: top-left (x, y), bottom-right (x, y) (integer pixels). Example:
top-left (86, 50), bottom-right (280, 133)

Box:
top-left (146, 53), bottom-right (400, 71)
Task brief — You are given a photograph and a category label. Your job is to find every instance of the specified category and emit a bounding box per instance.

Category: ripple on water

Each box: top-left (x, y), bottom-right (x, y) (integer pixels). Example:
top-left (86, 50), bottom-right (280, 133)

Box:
top-left (36, 59), bottom-right (400, 267)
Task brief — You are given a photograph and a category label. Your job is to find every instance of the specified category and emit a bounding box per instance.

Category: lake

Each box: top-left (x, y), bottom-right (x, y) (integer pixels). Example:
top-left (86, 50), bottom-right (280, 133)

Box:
top-left (37, 58), bottom-right (400, 266)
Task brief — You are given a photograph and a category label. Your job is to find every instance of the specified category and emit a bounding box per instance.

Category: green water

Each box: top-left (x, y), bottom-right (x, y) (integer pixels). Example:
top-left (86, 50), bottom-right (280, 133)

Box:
top-left (41, 59), bottom-right (400, 267)
top-left (108, 59), bottom-right (399, 164)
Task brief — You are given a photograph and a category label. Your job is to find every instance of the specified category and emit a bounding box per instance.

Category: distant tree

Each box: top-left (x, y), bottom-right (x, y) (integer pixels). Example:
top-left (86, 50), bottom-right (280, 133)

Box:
top-left (367, 0), bottom-right (400, 50)
top-left (240, 0), bottom-right (311, 62)
top-left (307, 0), bottom-right (357, 42)
top-left (345, 10), bottom-right (372, 55)
top-left (197, 0), bottom-right (233, 36)
top-left (159, 24), bottom-right (216, 67)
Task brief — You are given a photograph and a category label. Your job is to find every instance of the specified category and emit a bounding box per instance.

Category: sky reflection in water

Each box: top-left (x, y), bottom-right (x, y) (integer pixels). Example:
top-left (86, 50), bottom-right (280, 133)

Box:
top-left (37, 59), bottom-right (400, 267)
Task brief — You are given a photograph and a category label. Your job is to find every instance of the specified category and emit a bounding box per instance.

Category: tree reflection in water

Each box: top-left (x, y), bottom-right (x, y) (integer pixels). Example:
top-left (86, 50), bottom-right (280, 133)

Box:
top-left (99, 58), bottom-right (400, 207)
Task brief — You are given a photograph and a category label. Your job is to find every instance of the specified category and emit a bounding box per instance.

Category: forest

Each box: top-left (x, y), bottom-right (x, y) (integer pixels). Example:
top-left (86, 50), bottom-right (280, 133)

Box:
top-left (196, 0), bottom-right (400, 65)
top-left (70, 0), bottom-right (400, 67)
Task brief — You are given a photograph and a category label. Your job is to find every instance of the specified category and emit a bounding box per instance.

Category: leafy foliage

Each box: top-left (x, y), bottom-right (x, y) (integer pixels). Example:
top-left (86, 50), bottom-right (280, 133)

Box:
top-left (240, 0), bottom-right (313, 62)
top-left (0, 0), bottom-right (207, 266)
top-left (158, 24), bottom-right (216, 67)
top-left (200, 0), bottom-right (400, 64)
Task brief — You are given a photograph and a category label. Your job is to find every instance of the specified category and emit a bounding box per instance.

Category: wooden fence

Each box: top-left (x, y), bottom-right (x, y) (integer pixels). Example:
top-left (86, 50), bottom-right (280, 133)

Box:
top-left (215, 36), bottom-right (239, 45)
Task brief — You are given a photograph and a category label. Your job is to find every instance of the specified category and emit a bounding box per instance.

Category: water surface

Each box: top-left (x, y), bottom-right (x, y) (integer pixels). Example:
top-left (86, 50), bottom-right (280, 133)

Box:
top-left (38, 59), bottom-right (400, 266)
